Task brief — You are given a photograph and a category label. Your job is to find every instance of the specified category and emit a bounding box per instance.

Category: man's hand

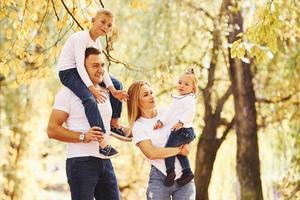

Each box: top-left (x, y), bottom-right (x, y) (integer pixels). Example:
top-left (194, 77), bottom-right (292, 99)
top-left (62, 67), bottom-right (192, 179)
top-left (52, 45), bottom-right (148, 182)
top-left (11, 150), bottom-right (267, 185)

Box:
top-left (153, 120), bottom-right (164, 130)
top-left (89, 86), bottom-right (107, 103)
top-left (178, 144), bottom-right (190, 156)
top-left (84, 126), bottom-right (104, 143)
top-left (171, 122), bottom-right (183, 131)
top-left (111, 90), bottom-right (129, 102)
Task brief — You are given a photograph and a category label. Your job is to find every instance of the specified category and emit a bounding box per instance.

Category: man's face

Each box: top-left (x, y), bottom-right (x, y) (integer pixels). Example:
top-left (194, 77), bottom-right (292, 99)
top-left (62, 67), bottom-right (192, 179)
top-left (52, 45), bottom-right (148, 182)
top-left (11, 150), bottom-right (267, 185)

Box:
top-left (85, 54), bottom-right (105, 85)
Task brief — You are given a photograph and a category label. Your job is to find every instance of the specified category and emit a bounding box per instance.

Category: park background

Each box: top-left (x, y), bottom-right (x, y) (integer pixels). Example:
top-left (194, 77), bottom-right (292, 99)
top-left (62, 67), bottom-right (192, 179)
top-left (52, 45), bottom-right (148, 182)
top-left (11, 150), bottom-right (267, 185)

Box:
top-left (0, 0), bottom-right (299, 199)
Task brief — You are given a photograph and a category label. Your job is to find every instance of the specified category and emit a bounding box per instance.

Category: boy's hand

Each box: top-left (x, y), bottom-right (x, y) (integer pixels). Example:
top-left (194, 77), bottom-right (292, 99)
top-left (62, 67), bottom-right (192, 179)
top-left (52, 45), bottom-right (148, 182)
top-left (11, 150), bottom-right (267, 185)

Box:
top-left (153, 120), bottom-right (164, 130)
top-left (171, 122), bottom-right (183, 131)
top-left (111, 90), bottom-right (128, 102)
top-left (84, 126), bottom-right (104, 143)
top-left (89, 86), bottom-right (107, 103)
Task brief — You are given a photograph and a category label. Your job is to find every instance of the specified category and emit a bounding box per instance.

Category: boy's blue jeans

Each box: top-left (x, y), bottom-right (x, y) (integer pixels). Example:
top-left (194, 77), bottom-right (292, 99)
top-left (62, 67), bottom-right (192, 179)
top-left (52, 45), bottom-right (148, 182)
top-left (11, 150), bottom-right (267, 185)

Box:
top-left (66, 156), bottom-right (120, 200)
top-left (165, 128), bottom-right (196, 172)
top-left (59, 68), bottom-right (123, 133)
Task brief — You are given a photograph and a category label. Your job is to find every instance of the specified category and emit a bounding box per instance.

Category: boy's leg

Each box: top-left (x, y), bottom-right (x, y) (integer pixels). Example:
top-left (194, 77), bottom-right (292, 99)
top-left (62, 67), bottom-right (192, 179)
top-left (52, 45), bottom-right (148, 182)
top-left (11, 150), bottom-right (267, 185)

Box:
top-left (59, 69), bottom-right (106, 132)
top-left (106, 76), bottom-right (131, 139)
top-left (60, 69), bottom-right (119, 157)
top-left (109, 75), bottom-right (123, 120)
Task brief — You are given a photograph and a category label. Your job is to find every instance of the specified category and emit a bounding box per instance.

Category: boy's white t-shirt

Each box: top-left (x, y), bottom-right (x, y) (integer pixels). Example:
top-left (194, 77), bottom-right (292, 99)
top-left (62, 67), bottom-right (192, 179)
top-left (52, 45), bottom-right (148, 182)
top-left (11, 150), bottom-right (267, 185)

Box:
top-left (53, 86), bottom-right (112, 158)
top-left (57, 30), bottom-right (113, 88)
top-left (132, 110), bottom-right (183, 179)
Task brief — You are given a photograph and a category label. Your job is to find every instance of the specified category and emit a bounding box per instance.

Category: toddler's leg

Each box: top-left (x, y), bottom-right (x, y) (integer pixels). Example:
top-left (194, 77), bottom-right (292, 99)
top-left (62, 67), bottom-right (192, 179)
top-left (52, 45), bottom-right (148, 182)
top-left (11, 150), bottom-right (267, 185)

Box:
top-left (164, 131), bottom-right (184, 186)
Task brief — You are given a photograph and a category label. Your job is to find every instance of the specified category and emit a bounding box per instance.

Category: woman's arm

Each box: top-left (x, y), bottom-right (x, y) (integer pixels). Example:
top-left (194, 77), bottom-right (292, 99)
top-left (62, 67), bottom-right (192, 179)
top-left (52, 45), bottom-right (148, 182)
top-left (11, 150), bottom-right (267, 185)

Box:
top-left (137, 140), bottom-right (181, 160)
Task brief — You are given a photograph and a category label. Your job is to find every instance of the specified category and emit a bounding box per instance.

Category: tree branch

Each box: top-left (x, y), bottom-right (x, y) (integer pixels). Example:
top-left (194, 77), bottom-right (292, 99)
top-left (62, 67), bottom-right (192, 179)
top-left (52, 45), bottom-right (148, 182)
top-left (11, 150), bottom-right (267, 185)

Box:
top-left (256, 94), bottom-right (294, 104)
top-left (218, 116), bottom-right (235, 143)
top-left (61, 0), bottom-right (83, 30)
top-left (182, 0), bottom-right (214, 21)
top-left (98, 0), bottom-right (104, 8)
top-left (51, 0), bottom-right (59, 20)
top-left (215, 85), bottom-right (232, 117)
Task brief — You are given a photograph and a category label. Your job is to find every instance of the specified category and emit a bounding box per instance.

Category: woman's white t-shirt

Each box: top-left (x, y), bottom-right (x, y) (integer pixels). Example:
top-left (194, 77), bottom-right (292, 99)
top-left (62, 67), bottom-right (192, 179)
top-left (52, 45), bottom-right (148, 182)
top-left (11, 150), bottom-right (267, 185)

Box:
top-left (132, 110), bottom-right (183, 179)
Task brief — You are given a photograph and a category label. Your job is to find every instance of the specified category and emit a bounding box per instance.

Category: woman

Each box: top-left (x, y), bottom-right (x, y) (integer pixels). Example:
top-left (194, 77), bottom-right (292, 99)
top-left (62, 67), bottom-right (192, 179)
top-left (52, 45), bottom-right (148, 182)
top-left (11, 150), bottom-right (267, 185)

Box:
top-left (127, 80), bottom-right (196, 200)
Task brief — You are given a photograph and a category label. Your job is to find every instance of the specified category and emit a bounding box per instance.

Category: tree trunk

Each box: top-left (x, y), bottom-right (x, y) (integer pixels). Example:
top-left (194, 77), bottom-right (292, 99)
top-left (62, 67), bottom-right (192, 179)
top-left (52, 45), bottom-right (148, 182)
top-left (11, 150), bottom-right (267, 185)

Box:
top-left (225, 1), bottom-right (264, 199)
top-left (194, 12), bottom-right (233, 199)
top-left (195, 118), bottom-right (221, 200)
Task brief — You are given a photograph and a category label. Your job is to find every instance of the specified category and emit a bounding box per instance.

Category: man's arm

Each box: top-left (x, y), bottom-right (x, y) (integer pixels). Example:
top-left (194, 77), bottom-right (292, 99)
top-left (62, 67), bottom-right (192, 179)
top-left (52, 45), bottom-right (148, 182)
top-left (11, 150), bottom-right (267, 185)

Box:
top-left (47, 109), bottom-right (104, 143)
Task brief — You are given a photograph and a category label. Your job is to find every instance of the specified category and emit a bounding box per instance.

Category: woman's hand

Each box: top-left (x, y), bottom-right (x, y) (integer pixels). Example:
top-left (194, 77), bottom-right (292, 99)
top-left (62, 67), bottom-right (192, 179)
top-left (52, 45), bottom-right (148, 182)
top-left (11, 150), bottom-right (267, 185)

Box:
top-left (178, 144), bottom-right (190, 156)
top-left (84, 126), bottom-right (104, 143)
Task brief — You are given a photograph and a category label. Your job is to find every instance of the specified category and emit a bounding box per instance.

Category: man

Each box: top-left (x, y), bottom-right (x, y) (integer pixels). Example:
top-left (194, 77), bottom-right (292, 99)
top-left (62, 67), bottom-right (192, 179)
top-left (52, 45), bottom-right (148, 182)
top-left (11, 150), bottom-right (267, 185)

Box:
top-left (47, 47), bottom-right (120, 200)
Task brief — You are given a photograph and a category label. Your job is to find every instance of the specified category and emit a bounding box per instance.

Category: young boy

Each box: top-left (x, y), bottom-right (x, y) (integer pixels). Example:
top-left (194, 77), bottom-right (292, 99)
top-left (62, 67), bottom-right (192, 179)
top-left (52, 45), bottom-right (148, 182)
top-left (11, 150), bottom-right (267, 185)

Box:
top-left (57, 9), bottom-right (128, 158)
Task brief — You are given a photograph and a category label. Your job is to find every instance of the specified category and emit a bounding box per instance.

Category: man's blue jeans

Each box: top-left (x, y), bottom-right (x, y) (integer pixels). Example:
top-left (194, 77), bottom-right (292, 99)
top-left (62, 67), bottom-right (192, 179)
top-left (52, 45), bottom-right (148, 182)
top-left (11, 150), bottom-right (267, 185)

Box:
top-left (59, 68), bottom-right (123, 133)
top-left (165, 128), bottom-right (196, 171)
top-left (66, 156), bottom-right (120, 200)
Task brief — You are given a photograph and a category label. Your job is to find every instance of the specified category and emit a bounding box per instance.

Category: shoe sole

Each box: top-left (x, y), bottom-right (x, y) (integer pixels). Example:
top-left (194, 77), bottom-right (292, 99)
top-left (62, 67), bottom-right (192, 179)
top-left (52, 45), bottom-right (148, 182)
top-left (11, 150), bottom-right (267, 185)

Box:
top-left (110, 132), bottom-right (133, 142)
top-left (98, 152), bottom-right (120, 159)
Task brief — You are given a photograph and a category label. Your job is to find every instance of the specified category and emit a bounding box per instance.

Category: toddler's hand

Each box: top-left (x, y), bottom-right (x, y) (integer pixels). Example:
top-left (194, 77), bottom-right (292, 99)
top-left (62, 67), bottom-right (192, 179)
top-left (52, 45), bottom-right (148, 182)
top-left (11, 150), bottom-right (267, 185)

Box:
top-left (171, 122), bottom-right (183, 131)
top-left (153, 120), bottom-right (164, 130)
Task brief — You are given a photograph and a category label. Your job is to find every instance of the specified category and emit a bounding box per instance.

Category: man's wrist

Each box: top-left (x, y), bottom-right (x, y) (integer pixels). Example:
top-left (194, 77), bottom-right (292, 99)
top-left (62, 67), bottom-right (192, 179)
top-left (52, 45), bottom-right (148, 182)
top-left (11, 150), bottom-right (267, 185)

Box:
top-left (79, 133), bottom-right (85, 143)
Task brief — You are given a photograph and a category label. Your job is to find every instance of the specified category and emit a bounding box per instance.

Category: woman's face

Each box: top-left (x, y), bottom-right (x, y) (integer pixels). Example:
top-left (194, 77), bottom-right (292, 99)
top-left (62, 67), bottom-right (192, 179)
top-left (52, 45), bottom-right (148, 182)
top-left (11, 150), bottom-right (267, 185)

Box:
top-left (138, 84), bottom-right (156, 110)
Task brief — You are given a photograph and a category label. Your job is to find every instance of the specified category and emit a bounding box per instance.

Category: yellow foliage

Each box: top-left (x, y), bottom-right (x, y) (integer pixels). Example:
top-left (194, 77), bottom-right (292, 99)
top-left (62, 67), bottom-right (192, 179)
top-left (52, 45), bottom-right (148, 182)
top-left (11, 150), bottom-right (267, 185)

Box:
top-left (6, 28), bottom-right (13, 40)
top-left (130, 0), bottom-right (151, 11)
top-left (231, 2), bottom-right (284, 62)
top-left (0, 62), bottom-right (10, 77)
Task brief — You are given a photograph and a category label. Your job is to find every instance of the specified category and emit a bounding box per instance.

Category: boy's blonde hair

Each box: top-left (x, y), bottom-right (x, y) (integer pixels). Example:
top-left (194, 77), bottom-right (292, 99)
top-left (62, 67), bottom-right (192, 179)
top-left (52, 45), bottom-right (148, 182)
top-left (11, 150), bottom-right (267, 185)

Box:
top-left (127, 80), bottom-right (150, 129)
top-left (95, 8), bottom-right (114, 18)
top-left (184, 68), bottom-right (198, 94)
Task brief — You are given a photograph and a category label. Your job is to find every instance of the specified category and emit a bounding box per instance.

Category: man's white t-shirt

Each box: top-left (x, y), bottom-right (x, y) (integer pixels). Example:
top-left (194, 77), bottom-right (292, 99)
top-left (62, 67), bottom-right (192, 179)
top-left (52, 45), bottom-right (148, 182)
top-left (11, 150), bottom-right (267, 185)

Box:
top-left (132, 110), bottom-right (183, 179)
top-left (53, 86), bottom-right (112, 158)
top-left (57, 30), bottom-right (113, 88)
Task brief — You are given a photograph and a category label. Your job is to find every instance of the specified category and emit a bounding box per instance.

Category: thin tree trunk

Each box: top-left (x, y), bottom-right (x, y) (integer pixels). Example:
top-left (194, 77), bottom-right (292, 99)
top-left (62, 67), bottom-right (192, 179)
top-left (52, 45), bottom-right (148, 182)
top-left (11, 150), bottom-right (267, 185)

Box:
top-left (195, 119), bottom-right (221, 200)
top-left (195, 24), bottom-right (233, 199)
top-left (225, 1), bottom-right (264, 199)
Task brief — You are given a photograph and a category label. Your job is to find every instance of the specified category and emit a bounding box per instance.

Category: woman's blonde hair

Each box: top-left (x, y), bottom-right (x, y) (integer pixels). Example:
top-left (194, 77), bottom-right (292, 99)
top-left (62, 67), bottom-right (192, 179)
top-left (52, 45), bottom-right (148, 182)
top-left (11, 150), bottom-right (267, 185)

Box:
top-left (127, 80), bottom-right (150, 129)
top-left (184, 68), bottom-right (198, 94)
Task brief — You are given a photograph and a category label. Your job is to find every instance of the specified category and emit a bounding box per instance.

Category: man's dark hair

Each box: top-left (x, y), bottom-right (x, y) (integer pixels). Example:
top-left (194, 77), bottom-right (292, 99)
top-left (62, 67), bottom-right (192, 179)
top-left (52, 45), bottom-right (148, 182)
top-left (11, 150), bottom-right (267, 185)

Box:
top-left (85, 47), bottom-right (101, 59)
